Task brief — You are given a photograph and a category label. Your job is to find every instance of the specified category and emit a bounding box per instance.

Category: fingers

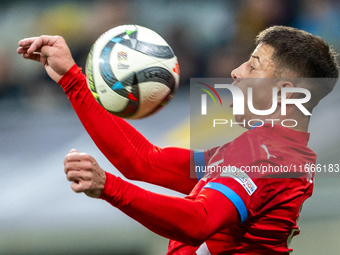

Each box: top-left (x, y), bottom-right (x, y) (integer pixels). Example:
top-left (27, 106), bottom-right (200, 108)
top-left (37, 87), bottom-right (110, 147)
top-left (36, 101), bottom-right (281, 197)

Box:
top-left (64, 159), bottom-right (95, 174)
top-left (17, 37), bottom-right (39, 48)
top-left (17, 46), bottom-right (29, 54)
top-left (18, 36), bottom-right (59, 55)
top-left (64, 150), bottom-right (89, 163)
top-left (18, 35), bottom-right (75, 83)
top-left (64, 149), bottom-right (105, 198)
top-left (17, 36), bottom-right (61, 64)
top-left (17, 44), bottom-right (42, 62)
top-left (71, 180), bottom-right (92, 193)
top-left (63, 149), bottom-right (80, 166)
top-left (65, 155), bottom-right (94, 193)
top-left (64, 149), bottom-right (96, 174)
top-left (22, 52), bottom-right (43, 62)
top-left (67, 169), bottom-right (92, 182)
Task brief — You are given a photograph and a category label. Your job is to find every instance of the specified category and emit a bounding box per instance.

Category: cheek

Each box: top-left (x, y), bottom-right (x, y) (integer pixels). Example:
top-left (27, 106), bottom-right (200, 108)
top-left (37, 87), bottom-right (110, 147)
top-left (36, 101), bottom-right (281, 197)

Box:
top-left (248, 86), bottom-right (275, 110)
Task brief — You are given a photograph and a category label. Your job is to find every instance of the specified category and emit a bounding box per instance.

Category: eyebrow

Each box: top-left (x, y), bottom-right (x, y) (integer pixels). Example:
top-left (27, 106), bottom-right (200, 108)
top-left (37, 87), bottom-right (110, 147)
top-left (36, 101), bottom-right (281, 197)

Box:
top-left (250, 54), bottom-right (261, 64)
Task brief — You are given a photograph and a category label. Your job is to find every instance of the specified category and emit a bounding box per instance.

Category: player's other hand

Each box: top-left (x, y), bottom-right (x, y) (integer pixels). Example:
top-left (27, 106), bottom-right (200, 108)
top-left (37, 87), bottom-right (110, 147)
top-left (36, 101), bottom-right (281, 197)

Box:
top-left (64, 149), bottom-right (106, 198)
top-left (17, 36), bottom-right (75, 83)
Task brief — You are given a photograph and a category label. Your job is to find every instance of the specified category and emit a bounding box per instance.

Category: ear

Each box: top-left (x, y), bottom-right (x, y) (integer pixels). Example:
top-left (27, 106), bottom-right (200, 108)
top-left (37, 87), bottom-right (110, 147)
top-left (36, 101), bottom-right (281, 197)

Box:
top-left (276, 81), bottom-right (294, 104)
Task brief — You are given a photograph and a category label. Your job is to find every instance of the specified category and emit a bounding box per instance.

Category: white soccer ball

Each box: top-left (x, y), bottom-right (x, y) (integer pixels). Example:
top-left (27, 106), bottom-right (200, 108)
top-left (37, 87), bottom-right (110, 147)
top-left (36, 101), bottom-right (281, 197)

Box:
top-left (85, 25), bottom-right (180, 119)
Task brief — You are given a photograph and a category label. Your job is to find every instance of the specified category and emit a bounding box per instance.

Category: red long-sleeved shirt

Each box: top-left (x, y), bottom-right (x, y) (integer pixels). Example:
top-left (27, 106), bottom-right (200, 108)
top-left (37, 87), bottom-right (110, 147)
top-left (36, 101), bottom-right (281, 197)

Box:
top-left (58, 64), bottom-right (239, 251)
top-left (59, 64), bottom-right (315, 254)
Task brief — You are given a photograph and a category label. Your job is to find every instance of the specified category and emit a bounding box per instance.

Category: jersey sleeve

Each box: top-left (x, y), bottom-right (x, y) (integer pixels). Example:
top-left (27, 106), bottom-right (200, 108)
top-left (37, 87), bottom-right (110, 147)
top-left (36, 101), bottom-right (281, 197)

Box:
top-left (203, 180), bottom-right (249, 223)
top-left (202, 163), bottom-right (305, 223)
top-left (100, 171), bottom-right (239, 246)
top-left (195, 133), bottom-right (282, 223)
top-left (193, 147), bottom-right (220, 180)
top-left (58, 64), bottom-right (197, 194)
top-left (193, 146), bottom-right (251, 223)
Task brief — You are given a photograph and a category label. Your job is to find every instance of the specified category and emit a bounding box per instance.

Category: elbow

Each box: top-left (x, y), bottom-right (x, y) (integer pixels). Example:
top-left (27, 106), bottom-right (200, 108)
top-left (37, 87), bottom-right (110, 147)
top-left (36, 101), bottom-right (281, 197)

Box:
top-left (186, 238), bottom-right (205, 248)
top-left (185, 235), bottom-right (208, 247)
top-left (182, 227), bottom-right (210, 247)
top-left (180, 206), bottom-right (213, 247)
top-left (120, 170), bottom-right (140, 181)
top-left (115, 162), bottom-right (141, 181)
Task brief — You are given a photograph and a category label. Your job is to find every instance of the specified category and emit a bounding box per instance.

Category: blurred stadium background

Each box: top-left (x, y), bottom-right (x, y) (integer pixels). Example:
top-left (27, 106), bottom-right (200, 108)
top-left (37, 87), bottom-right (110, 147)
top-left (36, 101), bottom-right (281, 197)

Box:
top-left (1, 0), bottom-right (340, 254)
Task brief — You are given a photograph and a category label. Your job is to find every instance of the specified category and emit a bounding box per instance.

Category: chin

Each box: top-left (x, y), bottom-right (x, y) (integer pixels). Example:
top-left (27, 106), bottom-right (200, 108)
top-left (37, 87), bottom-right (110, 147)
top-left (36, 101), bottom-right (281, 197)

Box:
top-left (234, 115), bottom-right (247, 128)
top-left (234, 115), bottom-right (244, 122)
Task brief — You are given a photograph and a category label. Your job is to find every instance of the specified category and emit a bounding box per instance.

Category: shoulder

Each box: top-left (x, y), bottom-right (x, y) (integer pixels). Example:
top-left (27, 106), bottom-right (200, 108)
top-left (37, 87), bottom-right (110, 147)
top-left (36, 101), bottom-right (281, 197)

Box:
top-left (225, 126), bottom-right (283, 167)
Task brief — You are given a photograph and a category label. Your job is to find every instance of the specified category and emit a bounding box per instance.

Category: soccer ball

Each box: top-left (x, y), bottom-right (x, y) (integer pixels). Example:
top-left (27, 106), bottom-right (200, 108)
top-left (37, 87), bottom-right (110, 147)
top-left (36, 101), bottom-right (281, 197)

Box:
top-left (85, 25), bottom-right (180, 119)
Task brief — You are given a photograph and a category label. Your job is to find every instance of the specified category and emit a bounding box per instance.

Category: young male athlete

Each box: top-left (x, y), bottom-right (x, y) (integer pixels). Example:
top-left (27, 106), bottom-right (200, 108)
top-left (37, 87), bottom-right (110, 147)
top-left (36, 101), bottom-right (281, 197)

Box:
top-left (17, 26), bottom-right (338, 254)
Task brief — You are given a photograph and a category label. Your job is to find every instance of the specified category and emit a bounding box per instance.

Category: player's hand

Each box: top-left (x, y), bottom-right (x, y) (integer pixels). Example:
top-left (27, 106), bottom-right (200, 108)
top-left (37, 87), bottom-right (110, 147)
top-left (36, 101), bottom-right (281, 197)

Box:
top-left (17, 36), bottom-right (76, 83)
top-left (64, 149), bottom-right (106, 198)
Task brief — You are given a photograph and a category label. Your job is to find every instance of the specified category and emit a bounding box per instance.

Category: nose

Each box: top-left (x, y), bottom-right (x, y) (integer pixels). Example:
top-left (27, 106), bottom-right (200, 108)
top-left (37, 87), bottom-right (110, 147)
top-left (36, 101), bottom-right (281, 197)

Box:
top-left (231, 63), bottom-right (244, 81)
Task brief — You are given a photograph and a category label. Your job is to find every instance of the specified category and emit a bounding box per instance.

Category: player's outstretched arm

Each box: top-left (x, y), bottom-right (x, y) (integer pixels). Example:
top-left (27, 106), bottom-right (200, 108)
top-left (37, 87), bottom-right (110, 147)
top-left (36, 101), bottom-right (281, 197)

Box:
top-left (18, 36), bottom-right (197, 195)
top-left (64, 150), bottom-right (239, 246)
top-left (60, 66), bottom-right (197, 194)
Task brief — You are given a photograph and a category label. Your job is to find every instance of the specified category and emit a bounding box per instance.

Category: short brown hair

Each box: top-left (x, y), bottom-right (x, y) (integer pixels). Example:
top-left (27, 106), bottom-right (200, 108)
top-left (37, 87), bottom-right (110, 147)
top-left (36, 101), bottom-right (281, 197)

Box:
top-left (256, 26), bottom-right (339, 104)
top-left (256, 26), bottom-right (339, 79)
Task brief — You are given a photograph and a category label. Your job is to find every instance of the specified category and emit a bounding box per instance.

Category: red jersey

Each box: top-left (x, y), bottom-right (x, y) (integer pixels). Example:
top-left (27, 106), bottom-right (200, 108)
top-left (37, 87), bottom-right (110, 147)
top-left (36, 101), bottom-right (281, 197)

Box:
top-left (59, 65), bottom-right (317, 255)
top-left (169, 124), bottom-right (316, 254)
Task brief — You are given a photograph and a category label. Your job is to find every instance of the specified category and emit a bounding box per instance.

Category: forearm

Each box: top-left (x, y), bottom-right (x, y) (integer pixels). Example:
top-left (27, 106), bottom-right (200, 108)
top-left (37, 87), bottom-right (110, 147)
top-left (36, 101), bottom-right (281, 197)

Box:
top-left (58, 65), bottom-right (197, 194)
top-left (100, 172), bottom-right (238, 246)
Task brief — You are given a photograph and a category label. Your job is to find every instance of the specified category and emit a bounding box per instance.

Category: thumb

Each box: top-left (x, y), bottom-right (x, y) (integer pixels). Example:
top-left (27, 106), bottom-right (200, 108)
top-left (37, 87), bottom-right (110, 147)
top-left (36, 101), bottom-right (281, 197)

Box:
top-left (40, 45), bottom-right (53, 58)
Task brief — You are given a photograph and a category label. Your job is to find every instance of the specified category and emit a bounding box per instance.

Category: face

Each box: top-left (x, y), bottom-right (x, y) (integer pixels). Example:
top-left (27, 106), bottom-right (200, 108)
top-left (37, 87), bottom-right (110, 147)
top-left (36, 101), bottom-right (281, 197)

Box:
top-left (230, 43), bottom-right (277, 124)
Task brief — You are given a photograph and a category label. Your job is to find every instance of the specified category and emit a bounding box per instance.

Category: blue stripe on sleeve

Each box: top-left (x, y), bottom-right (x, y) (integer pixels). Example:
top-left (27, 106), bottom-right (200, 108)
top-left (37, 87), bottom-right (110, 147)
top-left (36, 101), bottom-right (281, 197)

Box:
top-left (203, 182), bottom-right (248, 223)
top-left (250, 122), bottom-right (263, 130)
top-left (194, 150), bottom-right (206, 181)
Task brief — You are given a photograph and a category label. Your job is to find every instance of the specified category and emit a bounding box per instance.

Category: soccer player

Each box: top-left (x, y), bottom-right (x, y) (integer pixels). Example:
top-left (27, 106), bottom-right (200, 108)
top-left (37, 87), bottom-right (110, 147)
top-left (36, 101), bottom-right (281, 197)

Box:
top-left (17, 26), bottom-right (338, 254)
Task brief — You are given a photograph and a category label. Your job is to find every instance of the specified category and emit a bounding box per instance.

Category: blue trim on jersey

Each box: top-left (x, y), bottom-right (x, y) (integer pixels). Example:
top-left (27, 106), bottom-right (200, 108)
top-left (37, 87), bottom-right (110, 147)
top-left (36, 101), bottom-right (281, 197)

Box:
top-left (203, 182), bottom-right (248, 223)
top-left (194, 150), bottom-right (206, 181)
top-left (250, 122), bottom-right (263, 130)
